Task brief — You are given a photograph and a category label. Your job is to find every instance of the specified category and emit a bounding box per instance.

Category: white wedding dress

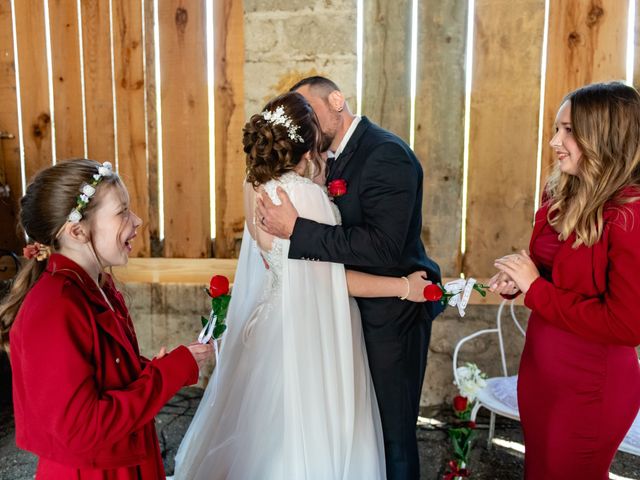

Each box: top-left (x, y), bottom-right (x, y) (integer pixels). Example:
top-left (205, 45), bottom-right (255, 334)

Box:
top-left (173, 172), bottom-right (385, 479)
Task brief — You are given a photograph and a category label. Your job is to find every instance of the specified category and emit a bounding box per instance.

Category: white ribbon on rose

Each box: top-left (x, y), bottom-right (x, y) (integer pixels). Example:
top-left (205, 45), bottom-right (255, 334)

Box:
top-left (442, 278), bottom-right (478, 317)
top-left (198, 310), bottom-right (221, 364)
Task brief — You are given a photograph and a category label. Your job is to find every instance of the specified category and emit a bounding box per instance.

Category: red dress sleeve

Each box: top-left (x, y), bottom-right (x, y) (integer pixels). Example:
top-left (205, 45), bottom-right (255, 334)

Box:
top-left (524, 202), bottom-right (640, 346)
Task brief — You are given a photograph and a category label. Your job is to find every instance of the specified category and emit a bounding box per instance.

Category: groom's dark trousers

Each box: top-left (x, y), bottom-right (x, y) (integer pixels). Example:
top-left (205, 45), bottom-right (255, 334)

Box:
top-left (289, 116), bottom-right (444, 480)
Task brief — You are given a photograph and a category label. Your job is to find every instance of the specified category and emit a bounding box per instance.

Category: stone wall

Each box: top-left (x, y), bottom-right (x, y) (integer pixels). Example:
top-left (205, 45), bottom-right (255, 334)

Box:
top-left (124, 282), bottom-right (529, 407)
top-left (243, 0), bottom-right (358, 118)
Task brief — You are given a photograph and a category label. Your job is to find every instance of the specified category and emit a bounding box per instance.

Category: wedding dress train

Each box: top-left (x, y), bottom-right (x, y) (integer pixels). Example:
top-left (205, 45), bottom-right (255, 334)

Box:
top-left (173, 172), bottom-right (385, 479)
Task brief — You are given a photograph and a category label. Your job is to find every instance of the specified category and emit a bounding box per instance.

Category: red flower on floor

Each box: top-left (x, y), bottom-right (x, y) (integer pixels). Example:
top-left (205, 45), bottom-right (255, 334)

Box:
top-left (453, 395), bottom-right (468, 412)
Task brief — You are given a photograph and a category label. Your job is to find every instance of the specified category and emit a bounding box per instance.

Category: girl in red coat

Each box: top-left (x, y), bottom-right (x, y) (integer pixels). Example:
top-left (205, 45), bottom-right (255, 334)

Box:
top-left (0, 159), bottom-right (212, 479)
top-left (490, 81), bottom-right (640, 479)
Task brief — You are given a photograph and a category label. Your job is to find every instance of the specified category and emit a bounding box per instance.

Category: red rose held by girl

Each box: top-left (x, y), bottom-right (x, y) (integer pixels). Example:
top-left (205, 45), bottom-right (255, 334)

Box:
top-left (209, 275), bottom-right (230, 298)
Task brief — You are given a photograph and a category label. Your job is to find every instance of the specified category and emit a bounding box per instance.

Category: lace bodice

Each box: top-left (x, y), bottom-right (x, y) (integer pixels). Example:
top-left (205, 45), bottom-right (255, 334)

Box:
top-left (259, 173), bottom-right (311, 292)
top-left (257, 172), bottom-right (341, 295)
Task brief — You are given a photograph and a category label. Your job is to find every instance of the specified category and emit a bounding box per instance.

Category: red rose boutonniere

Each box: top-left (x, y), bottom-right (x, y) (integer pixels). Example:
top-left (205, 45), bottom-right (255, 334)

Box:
top-left (328, 179), bottom-right (347, 197)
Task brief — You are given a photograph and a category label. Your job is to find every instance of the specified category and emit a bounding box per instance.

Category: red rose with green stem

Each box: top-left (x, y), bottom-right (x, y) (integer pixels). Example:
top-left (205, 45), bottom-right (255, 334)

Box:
top-left (202, 275), bottom-right (231, 340)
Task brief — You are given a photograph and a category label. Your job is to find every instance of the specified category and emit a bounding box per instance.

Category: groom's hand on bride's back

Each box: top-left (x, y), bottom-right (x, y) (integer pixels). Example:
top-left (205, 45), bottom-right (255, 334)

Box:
top-left (256, 187), bottom-right (298, 239)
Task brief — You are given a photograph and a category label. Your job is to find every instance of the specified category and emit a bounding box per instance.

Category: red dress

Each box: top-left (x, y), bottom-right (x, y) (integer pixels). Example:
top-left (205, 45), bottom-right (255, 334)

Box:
top-left (518, 201), bottom-right (640, 479)
top-left (10, 254), bottom-right (199, 479)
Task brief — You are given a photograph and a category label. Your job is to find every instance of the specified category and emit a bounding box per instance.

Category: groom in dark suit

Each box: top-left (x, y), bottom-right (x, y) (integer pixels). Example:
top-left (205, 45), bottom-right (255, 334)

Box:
top-left (257, 76), bottom-right (443, 479)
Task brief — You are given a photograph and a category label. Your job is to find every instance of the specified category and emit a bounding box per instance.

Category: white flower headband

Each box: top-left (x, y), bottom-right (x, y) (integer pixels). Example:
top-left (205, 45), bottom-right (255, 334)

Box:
top-left (67, 161), bottom-right (114, 222)
top-left (261, 105), bottom-right (304, 143)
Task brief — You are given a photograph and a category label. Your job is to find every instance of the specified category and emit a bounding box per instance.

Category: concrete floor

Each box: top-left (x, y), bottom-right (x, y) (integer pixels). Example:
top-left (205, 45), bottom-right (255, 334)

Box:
top-left (1, 386), bottom-right (639, 480)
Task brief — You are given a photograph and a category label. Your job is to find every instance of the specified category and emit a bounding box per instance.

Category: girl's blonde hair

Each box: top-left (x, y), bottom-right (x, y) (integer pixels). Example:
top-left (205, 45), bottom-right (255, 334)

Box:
top-left (0, 159), bottom-right (123, 347)
top-left (546, 81), bottom-right (640, 247)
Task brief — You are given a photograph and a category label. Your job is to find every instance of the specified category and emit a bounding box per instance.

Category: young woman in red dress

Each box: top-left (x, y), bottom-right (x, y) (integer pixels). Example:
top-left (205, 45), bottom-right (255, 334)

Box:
top-left (0, 159), bottom-right (212, 479)
top-left (490, 81), bottom-right (640, 479)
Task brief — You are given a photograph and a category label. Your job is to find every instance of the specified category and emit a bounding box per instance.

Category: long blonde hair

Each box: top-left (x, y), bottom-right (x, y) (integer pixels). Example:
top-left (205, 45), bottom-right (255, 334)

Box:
top-left (546, 82), bottom-right (640, 247)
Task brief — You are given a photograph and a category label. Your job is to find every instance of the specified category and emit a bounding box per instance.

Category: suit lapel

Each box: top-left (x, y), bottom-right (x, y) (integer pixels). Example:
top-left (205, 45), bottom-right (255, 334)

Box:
top-left (327, 117), bottom-right (372, 183)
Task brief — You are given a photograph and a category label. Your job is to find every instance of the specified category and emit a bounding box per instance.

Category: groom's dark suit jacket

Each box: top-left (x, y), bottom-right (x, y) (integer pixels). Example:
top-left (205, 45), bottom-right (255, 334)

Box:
top-left (289, 116), bottom-right (443, 479)
top-left (289, 116), bottom-right (444, 337)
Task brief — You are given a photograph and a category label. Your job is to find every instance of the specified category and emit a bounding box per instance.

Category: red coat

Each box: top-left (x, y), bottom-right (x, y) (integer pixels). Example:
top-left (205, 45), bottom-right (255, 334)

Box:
top-left (10, 254), bottom-right (198, 476)
top-left (524, 194), bottom-right (640, 346)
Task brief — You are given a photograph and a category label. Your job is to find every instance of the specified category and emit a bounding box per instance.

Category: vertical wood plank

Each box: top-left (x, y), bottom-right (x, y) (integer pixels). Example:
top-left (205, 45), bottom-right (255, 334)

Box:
top-left (158, 0), bottom-right (210, 258)
top-left (112, 0), bottom-right (150, 257)
top-left (541, 0), bottom-right (629, 184)
top-left (362, 0), bottom-right (412, 141)
top-left (81, 0), bottom-right (115, 162)
top-left (214, 0), bottom-right (245, 258)
top-left (13, 0), bottom-right (52, 179)
top-left (414, 0), bottom-right (467, 277)
top-left (0, 0), bottom-right (23, 251)
top-left (463, 0), bottom-right (545, 277)
top-left (49, 0), bottom-right (84, 160)
top-left (143, 0), bottom-right (160, 256)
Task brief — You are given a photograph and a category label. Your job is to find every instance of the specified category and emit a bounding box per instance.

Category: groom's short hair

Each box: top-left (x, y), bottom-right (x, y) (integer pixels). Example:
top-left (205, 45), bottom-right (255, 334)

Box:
top-left (290, 76), bottom-right (340, 99)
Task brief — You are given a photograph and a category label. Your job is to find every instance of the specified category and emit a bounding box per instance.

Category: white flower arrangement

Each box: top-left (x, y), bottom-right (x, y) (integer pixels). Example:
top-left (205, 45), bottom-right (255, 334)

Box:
top-left (67, 209), bottom-right (82, 223)
top-left (67, 161), bottom-right (114, 223)
top-left (261, 105), bottom-right (304, 143)
top-left (454, 363), bottom-right (487, 402)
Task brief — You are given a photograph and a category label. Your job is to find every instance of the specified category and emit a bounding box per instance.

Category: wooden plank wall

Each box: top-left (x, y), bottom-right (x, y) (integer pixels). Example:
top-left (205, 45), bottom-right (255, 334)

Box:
top-left (463, 0), bottom-right (545, 277)
top-left (362, 0), bottom-right (632, 278)
top-left (540, 0), bottom-right (629, 182)
top-left (0, 0), bottom-right (243, 259)
top-left (158, 0), bottom-right (210, 258)
top-left (0, 0), bottom-right (635, 273)
top-left (0, 0), bottom-right (22, 253)
top-left (214, 0), bottom-right (246, 258)
top-left (49, 0), bottom-right (84, 159)
top-left (414, 0), bottom-right (467, 276)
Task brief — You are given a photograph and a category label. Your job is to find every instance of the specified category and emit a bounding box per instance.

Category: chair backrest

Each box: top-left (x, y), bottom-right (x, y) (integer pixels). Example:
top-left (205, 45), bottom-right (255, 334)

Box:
top-left (453, 299), bottom-right (526, 384)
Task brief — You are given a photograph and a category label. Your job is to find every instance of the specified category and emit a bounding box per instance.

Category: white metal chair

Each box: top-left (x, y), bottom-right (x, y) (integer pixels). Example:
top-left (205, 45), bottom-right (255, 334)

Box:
top-left (452, 298), bottom-right (640, 455)
top-left (453, 299), bottom-right (524, 448)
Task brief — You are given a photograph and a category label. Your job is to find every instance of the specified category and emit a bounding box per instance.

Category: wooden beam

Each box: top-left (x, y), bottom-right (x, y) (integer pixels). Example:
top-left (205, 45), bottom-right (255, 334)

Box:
top-left (13, 0), bottom-right (52, 179)
top-left (158, 0), bottom-right (210, 258)
top-left (540, 0), bottom-right (629, 185)
top-left (143, 0), bottom-right (161, 256)
top-left (362, 0), bottom-right (412, 142)
top-left (112, 0), bottom-right (150, 257)
top-left (463, 0), bottom-right (545, 277)
top-left (113, 258), bottom-right (520, 305)
top-left (414, 0), bottom-right (467, 277)
top-left (49, 0), bottom-right (84, 160)
top-left (81, 0), bottom-right (116, 162)
top-left (0, 0), bottom-right (23, 251)
top-left (214, 0), bottom-right (245, 258)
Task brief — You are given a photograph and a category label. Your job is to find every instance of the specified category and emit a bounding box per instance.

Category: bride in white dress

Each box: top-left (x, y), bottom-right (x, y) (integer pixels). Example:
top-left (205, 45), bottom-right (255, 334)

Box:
top-left (172, 92), bottom-right (430, 480)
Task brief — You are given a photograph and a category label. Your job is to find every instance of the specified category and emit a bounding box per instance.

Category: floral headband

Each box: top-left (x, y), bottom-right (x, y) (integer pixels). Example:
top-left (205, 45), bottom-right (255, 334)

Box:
top-left (67, 161), bottom-right (114, 223)
top-left (261, 106), bottom-right (304, 143)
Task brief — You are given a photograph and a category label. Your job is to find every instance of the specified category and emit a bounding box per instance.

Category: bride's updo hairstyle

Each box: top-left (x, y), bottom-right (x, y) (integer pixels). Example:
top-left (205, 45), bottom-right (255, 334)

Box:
top-left (244, 91), bottom-right (321, 186)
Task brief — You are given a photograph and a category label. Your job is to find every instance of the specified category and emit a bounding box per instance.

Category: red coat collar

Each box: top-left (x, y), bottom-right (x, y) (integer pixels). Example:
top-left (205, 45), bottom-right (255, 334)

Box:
top-left (45, 253), bottom-right (139, 360)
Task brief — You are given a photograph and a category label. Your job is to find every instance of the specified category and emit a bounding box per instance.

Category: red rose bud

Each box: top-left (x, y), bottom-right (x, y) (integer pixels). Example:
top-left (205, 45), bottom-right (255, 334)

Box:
top-left (328, 179), bottom-right (347, 197)
top-left (209, 275), bottom-right (230, 298)
top-left (466, 420), bottom-right (476, 429)
top-left (453, 395), bottom-right (468, 412)
top-left (423, 283), bottom-right (443, 301)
